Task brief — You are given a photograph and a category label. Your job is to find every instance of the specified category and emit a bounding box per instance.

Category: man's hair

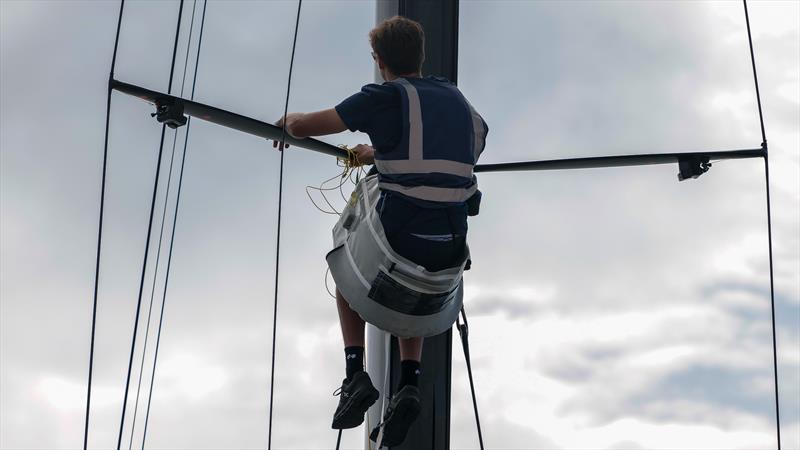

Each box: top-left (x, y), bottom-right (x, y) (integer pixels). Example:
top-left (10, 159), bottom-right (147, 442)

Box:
top-left (369, 16), bottom-right (425, 75)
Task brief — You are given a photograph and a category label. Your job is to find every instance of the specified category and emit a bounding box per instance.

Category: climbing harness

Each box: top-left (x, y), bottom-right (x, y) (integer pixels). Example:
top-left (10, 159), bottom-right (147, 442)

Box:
top-left (327, 174), bottom-right (469, 338)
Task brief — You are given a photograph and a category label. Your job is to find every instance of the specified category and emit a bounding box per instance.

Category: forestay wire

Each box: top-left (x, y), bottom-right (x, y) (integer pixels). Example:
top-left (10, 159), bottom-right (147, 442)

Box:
top-left (457, 308), bottom-right (484, 450)
top-left (267, 1), bottom-right (303, 449)
top-left (84, 0), bottom-right (125, 448)
top-left (743, 1), bottom-right (780, 448)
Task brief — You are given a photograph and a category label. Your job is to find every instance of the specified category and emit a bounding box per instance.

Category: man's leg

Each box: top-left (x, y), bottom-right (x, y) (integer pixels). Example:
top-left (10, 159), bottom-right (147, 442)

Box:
top-left (370, 336), bottom-right (424, 445)
top-left (398, 337), bottom-right (423, 361)
top-left (398, 337), bottom-right (423, 388)
top-left (336, 288), bottom-right (365, 378)
top-left (331, 288), bottom-right (379, 430)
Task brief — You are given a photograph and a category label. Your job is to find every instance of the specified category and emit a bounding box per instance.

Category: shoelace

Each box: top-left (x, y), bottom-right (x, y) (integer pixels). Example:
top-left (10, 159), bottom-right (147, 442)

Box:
top-left (332, 385), bottom-right (351, 398)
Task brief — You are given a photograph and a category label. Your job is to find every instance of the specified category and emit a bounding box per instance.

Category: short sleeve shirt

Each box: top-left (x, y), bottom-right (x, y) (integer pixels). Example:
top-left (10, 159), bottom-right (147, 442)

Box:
top-left (335, 82), bottom-right (403, 154)
top-left (334, 77), bottom-right (470, 265)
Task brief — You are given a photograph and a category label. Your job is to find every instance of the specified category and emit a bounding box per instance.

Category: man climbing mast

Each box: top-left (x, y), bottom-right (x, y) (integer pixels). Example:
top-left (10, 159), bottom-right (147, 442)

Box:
top-left (274, 16), bottom-right (487, 446)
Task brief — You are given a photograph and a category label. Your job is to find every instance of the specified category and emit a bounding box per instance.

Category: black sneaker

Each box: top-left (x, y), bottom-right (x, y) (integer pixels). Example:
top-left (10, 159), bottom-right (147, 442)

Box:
top-left (331, 371), bottom-right (379, 429)
top-left (369, 385), bottom-right (421, 447)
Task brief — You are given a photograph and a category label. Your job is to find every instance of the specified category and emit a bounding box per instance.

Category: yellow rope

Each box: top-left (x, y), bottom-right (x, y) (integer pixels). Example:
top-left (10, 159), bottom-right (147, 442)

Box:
top-left (306, 145), bottom-right (366, 215)
top-left (312, 145), bottom-right (368, 298)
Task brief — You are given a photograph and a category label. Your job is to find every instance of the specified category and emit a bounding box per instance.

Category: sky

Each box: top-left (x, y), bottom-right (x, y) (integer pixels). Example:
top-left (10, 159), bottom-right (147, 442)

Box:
top-left (1, 1), bottom-right (798, 449)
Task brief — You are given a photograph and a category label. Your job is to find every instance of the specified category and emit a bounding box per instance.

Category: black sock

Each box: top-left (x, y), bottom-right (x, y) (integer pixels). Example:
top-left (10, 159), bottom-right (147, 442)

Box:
top-left (399, 360), bottom-right (421, 388)
top-left (344, 346), bottom-right (364, 379)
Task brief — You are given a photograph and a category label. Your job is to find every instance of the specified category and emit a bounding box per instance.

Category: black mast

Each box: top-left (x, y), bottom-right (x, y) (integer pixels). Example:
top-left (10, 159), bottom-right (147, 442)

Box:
top-left (373, 2), bottom-right (460, 449)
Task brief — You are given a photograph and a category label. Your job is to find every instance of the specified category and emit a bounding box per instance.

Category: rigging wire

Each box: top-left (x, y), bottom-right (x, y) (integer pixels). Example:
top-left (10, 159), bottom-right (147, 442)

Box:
top-left (126, 1), bottom-right (199, 447)
top-left (85, 1), bottom-right (126, 448)
top-left (742, 1), bottom-right (780, 448)
top-left (139, 0), bottom-right (209, 447)
top-left (763, 142), bottom-right (781, 450)
top-left (743, 0), bottom-right (768, 147)
top-left (457, 308), bottom-right (484, 450)
top-left (268, 1), bottom-right (303, 449)
top-left (116, 2), bottom-right (185, 449)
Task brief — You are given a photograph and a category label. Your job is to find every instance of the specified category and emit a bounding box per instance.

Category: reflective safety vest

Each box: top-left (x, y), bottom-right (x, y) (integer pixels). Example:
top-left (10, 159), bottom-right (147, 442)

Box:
top-left (374, 76), bottom-right (487, 204)
top-left (326, 174), bottom-right (468, 338)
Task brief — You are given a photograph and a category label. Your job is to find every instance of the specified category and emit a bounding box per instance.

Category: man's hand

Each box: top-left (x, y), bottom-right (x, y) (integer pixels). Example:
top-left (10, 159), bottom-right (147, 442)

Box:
top-left (351, 144), bottom-right (375, 166)
top-left (273, 113), bottom-right (303, 150)
top-left (272, 109), bottom-right (349, 151)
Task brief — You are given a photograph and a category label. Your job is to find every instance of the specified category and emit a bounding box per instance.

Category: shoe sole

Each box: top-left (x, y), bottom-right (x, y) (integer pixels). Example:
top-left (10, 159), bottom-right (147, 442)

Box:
top-left (332, 386), bottom-right (380, 429)
top-left (370, 396), bottom-right (421, 446)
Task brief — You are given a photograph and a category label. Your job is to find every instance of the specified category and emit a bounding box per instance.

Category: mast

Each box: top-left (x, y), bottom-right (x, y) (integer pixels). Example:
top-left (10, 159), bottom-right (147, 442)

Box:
top-left (366, 1), bottom-right (460, 449)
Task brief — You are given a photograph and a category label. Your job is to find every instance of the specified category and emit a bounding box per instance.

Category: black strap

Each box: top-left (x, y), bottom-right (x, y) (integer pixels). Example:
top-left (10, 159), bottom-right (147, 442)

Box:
top-left (456, 307), bottom-right (484, 450)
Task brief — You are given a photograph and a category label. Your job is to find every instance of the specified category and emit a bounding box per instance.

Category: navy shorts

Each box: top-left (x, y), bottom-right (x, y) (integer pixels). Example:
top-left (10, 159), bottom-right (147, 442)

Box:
top-left (376, 191), bottom-right (468, 272)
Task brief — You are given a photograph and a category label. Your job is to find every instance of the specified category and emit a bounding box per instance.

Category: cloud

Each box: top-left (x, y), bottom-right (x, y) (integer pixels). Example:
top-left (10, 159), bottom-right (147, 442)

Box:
top-left (2, 1), bottom-right (798, 450)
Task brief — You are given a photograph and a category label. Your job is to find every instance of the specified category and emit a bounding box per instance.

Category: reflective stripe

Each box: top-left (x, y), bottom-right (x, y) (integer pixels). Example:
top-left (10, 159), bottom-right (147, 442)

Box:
top-left (466, 100), bottom-right (486, 161)
top-left (374, 158), bottom-right (473, 178)
top-left (379, 181), bottom-right (478, 203)
top-left (343, 241), bottom-right (371, 289)
top-left (410, 233), bottom-right (457, 242)
top-left (361, 180), bottom-right (425, 277)
top-left (394, 78), bottom-right (423, 160)
top-left (383, 78), bottom-right (481, 204)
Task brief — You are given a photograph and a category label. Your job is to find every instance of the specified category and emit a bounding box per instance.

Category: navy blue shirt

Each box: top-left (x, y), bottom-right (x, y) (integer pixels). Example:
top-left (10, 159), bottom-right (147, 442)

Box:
top-left (335, 77), bottom-right (470, 270)
top-left (335, 81), bottom-right (403, 156)
top-left (335, 76), bottom-right (475, 207)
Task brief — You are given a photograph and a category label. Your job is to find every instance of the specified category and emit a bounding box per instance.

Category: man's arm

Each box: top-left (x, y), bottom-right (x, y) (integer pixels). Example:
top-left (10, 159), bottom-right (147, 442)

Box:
top-left (273, 108), bottom-right (347, 148)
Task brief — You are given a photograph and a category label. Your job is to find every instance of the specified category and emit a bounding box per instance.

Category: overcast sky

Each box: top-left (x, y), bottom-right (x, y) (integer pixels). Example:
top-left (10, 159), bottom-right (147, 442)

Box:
top-left (1, 1), bottom-right (798, 449)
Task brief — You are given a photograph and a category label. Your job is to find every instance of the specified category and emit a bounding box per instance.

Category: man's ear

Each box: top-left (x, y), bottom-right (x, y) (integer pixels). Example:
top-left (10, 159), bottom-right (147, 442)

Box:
top-left (377, 56), bottom-right (385, 71)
